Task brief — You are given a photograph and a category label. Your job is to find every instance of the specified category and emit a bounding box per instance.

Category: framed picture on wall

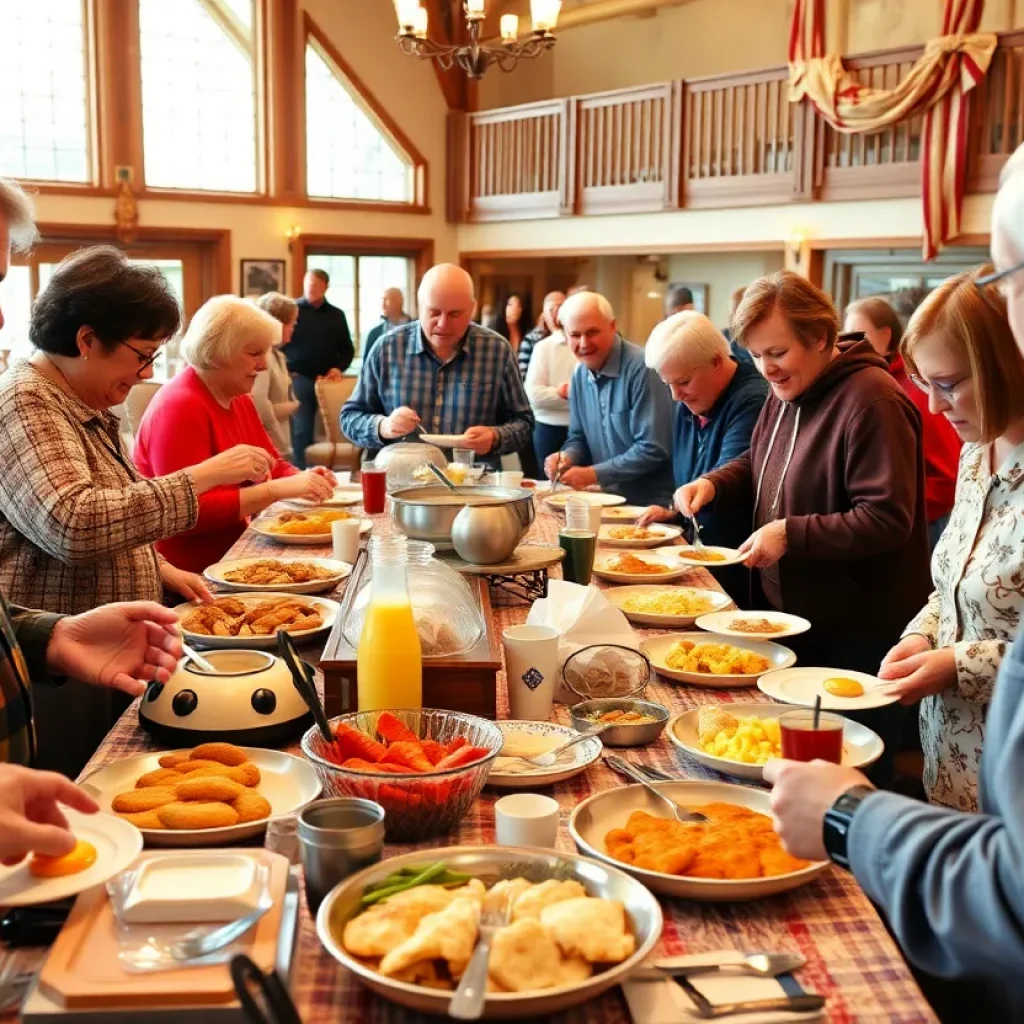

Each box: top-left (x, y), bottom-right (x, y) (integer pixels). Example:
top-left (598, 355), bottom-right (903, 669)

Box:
top-left (240, 259), bottom-right (286, 299)
top-left (670, 282), bottom-right (708, 314)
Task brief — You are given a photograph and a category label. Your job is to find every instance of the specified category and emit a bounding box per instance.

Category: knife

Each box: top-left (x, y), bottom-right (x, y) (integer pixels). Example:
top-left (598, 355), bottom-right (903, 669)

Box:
top-left (673, 974), bottom-right (825, 1018)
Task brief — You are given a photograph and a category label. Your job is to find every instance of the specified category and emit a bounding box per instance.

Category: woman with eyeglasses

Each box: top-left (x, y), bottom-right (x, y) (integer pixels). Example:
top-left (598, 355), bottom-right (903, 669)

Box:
top-left (0, 246), bottom-right (275, 772)
top-left (876, 265), bottom-right (1024, 810)
top-left (844, 296), bottom-right (962, 551)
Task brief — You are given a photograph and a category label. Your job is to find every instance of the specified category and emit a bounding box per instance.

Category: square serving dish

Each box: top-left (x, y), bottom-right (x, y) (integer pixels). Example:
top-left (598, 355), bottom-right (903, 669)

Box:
top-left (119, 851), bottom-right (267, 924)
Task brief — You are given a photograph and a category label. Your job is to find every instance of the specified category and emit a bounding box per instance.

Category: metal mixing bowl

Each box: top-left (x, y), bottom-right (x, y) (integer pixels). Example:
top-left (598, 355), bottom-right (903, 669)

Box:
top-left (390, 485), bottom-right (535, 551)
top-left (570, 698), bottom-right (669, 746)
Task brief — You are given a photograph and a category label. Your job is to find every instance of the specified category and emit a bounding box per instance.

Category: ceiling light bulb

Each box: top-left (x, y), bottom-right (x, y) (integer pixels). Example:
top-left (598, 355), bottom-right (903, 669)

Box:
top-left (531, 0), bottom-right (562, 32)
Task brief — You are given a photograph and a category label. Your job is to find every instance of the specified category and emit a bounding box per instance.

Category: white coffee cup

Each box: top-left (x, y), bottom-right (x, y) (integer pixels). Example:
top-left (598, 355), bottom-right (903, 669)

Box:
top-left (494, 793), bottom-right (560, 849)
top-left (498, 470), bottom-right (525, 489)
top-left (502, 625), bottom-right (559, 721)
top-left (332, 519), bottom-right (361, 565)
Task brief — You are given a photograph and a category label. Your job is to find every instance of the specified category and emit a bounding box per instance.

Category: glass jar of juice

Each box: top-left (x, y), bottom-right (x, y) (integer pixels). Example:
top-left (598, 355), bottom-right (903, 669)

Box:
top-left (779, 710), bottom-right (844, 764)
top-left (356, 535), bottom-right (423, 711)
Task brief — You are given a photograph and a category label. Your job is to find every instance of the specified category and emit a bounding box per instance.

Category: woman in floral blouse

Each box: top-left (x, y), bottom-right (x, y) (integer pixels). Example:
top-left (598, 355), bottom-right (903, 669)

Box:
top-left (879, 266), bottom-right (1024, 810)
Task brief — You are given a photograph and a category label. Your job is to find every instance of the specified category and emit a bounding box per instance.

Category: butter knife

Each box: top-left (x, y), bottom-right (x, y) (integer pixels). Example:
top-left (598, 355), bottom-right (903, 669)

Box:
top-left (673, 975), bottom-right (825, 1018)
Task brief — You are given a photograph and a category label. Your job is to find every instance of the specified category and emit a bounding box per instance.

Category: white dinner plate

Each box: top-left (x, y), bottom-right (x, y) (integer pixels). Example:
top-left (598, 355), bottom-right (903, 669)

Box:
top-left (418, 433), bottom-right (470, 448)
top-left (251, 514), bottom-right (373, 546)
top-left (640, 632), bottom-right (796, 688)
top-left (598, 524), bottom-right (682, 549)
top-left (591, 554), bottom-right (693, 586)
top-left (569, 780), bottom-right (828, 901)
top-left (695, 610), bottom-right (812, 640)
top-left (204, 556), bottom-right (351, 595)
top-left (0, 810), bottom-right (143, 907)
top-left (667, 702), bottom-right (884, 782)
top-left (604, 585), bottom-right (733, 627)
top-left (175, 592), bottom-right (340, 649)
top-left (673, 545), bottom-right (747, 568)
top-left (80, 747), bottom-right (322, 848)
top-left (285, 486), bottom-right (363, 509)
top-left (544, 492), bottom-right (627, 510)
top-left (758, 666), bottom-right (897, 710)
top-left (486, 721), bottom-right (603, 789)
top-left (600, 505), bottom-right (648, 523)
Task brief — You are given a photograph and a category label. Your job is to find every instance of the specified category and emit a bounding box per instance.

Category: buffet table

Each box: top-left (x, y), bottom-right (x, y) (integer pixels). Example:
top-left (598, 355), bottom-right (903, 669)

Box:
top-left (0, 499), bottom-right (936, 1023)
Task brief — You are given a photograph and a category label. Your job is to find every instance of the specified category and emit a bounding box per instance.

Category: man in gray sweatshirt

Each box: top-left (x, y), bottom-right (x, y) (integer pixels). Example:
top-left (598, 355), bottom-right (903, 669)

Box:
top-left (765, 143), bottom-right (1024, 1018)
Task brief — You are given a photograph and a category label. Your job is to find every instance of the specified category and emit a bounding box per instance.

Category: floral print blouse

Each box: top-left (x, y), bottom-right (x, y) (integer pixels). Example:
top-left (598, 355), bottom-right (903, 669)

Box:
top-left (904, 440), bottom-right (1024, 810)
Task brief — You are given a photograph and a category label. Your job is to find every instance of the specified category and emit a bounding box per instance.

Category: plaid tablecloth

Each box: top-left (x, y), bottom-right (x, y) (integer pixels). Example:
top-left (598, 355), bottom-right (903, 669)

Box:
top-left (0, 499), bottom-right (936, 1023)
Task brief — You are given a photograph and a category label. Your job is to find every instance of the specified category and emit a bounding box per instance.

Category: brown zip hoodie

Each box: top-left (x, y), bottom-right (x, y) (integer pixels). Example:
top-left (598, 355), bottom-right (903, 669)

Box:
top-left (705, 339), bottom-right (931, 638)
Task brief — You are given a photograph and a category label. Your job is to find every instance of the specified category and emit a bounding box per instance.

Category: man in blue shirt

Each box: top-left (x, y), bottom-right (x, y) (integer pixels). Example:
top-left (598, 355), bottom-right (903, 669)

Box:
top-left (638, 311), bottom-right (767, 602)
top-left (764, 144), bottom-right (1024, 1020)
top-left (545, 291), bottom-right (673, 507)
top-left (340, 264), bottom-right (533, 471)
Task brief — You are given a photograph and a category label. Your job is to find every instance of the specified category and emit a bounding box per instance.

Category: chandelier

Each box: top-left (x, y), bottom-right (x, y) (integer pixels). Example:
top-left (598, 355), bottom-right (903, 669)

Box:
top-left (395, 1), bottom-right (562, 79)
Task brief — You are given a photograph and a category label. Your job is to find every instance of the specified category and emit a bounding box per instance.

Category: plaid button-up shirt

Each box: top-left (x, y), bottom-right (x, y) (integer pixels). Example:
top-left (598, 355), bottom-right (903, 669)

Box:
top-left (0, 592), bottom-right (62, 766)
top-left (341, 322), bottom-right (534, 467)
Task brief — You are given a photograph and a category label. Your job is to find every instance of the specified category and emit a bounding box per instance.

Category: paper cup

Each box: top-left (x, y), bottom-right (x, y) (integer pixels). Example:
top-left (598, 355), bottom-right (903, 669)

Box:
top-left (503, 624), bottom-right (559, 721)
top-left (332, 519), bottom-right (361, 565)
top-left (498, 471), bottom-right (524, 488)
top-left (587, 503), bottom-right (603, 536)
top-left (495, 793), bottom-right (559, 849)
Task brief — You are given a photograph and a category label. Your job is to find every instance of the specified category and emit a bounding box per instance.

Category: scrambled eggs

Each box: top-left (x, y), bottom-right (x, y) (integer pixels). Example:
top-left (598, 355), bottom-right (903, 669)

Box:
top-left (664, 640), bottom-right (770, 676)
top-left (620, 589), bottom-right (716, 617)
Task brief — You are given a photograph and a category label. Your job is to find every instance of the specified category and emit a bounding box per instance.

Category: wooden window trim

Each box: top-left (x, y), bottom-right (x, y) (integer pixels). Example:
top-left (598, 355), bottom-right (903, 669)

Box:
top-left (290, 234), bottom-right (435, 297)
top-left (302, 12), bottom-right (430, 213)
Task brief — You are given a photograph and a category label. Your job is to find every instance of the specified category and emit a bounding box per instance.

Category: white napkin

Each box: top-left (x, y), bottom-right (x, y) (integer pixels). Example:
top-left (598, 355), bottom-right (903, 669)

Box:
top-left (525, 580), bottom-right (638, 702)
top-left (623, 952), bottom-right (825, 1024)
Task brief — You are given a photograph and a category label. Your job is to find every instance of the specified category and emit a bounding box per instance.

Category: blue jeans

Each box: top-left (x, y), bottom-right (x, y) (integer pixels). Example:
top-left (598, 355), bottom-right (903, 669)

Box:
top-left (290, 374), bottom-right (318, 470)
top-left (928, 514), bottom-right (950, 552)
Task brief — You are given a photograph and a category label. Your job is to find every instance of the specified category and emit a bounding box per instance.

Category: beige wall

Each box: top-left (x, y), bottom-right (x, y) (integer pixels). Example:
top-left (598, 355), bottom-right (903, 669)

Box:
top-left (31, 0), bottom-right (458, 294)
top-left (480, 0), bottom-right (1024, 109)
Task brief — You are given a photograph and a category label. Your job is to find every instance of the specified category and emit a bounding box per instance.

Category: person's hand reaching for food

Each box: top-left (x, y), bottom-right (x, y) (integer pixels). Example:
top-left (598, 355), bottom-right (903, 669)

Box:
top-left (544, 451), bottom-right (571, 480)
top-left (636, 505), bottom-right (677, 527)
top-left (379, 406), bottom-right (421, 440)
top-left (675, 478), bottom-right (715, 518)
top-left (160, 562), bottom-right (214, 604)
top-left (274, 471), bottom-right (334, 504)
top-left (190, 444), bottom-right (273, 491)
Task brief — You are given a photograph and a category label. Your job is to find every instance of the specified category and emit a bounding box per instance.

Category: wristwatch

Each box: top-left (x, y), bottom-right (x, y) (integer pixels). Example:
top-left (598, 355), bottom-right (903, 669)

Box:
top-left (822, 785), bottom-right (874, 869)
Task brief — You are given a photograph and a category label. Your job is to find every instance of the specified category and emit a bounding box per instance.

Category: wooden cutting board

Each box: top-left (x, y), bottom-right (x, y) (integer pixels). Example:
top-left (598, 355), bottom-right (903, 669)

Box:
top-left (38, 849), bottom-right (288, 1009)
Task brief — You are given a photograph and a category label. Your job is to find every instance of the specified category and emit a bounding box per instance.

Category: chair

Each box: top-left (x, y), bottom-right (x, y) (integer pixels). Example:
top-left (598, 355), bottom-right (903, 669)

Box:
top-left (123, 381), bottom-right (162, 435)
top-left (304, 376), bottom-right (362, 473)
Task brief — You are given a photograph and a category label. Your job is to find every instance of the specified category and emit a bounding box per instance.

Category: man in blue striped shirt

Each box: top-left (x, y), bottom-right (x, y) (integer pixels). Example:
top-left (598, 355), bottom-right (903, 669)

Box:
top-left (546, 292), bottom-right (674, 507)
top-left (341, 265), bottom-right (533, 470)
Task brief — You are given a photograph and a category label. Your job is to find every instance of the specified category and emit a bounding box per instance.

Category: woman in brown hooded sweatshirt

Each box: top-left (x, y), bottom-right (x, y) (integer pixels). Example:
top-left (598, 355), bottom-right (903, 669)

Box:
top-left (680, 272), bottom-right (932, 783)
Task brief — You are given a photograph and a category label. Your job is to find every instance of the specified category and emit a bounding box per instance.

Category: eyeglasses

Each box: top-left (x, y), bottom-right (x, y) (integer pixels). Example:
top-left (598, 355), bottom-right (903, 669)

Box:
top-left (908, 374), bottom-right (968, 402)
top-left (119, 339), bottom-right (162, 372)
top-left (975, 259), bottom-right (1024, 298)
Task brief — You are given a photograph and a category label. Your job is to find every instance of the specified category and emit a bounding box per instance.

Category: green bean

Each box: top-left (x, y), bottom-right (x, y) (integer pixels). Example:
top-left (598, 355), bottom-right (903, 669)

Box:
top-left (359, 862), bottom-right (448, 905)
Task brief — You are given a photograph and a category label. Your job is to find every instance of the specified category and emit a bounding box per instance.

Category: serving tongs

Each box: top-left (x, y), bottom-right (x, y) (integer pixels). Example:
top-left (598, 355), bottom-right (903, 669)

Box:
top-left (277, 630), bottom-right (333, 748)
top-left (232, 954), bottom-right (304, 1024)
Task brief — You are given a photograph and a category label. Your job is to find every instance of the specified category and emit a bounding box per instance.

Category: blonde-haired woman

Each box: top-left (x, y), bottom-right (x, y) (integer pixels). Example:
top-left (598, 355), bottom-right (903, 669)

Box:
top-left (878, 266), bottom-right (1024, 810)
top-left (134, 296), bottom-right (334, 573)
top-left (253, 292), bottom-right (300, 458)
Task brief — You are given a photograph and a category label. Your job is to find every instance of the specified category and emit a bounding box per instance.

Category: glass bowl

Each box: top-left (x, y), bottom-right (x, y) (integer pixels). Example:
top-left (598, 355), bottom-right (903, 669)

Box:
top-left (562, 644), bottom-right (652, 701)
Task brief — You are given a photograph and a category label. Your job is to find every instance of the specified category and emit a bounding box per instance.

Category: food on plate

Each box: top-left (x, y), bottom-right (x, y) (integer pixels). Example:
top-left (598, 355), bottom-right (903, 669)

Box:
top-left (412, 463), bottom-right (469, 485)
top-left (823, 676), bottom-right (866, 698)
top-left (181, 595), bottom-right (324, 638)
top-left (360, 863), bottom-right (475, 908)
top-left (492, 731), bottom-right (563, 775)
top-left (620, 589), bottom-right (716, 617)
top-left (339, 868), bottom-right (634, 993)
top-left (264, 509), bottom-right (354, 535)
top-left (607, 526), bottom-right (655, 541)
top-left (605, 805), bottom-right (810, 879)
top-left (221, 559), bottom-right (337, 585)
top-left (582, 709), bottom-right (657, 725)
top-left (603, 508), bottom-right (636, 519)
top-left (29, 839), bottom-right (97, 878)
top-left (110, 742), bottom-right (269, 831)
top-left (679, 548), bottom-right (727, 562)
top-left (604, 553), bottom-right (671, 575)
top-left (726, 617), bottom-right (786, 634)
top-left (664, 640), bottom-right (770, 676)
top-left (692, 708), bottom-right (782, 764)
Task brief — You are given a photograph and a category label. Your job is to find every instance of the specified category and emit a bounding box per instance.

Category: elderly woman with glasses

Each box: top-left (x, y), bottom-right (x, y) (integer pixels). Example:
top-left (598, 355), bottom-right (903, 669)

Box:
top-left (134, 296), bottom-right (334, 575)
top-left (876, 266), bottom-right (1024, 811)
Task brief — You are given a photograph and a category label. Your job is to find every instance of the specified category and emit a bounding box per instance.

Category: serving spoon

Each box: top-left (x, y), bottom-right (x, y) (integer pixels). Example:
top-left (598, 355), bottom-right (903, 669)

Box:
top-left (181, 642), bottom-right (217, 674)
top-left (427, 462), bottom-right (458, 492)
top-left (603, 755), bottom-right (708, 822)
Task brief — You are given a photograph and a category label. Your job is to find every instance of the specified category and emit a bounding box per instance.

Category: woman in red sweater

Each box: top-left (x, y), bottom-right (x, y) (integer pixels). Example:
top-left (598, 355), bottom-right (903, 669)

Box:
top-left (845, 297), bottom-right (961, 550)
top-left (134, 297), bottom-right (334, 573)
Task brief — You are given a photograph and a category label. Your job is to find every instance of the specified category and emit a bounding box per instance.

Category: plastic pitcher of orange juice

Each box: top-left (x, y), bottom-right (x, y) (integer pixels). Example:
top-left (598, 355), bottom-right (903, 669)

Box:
top-left (357, 535), bottom-right (423, 711)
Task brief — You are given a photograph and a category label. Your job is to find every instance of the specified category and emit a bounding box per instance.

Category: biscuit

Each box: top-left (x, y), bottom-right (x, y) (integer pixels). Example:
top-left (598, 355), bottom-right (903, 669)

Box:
top-left (233, 762), bottom-right (261, 787)
top-left (189, 742), bottom-right (248, 767)
top-left (174, 776), bottom-right (245, 803)
top-left (112, 787), bottom-right (178, 813)
top-left (158, 752), bottom-right (192, 770)
top-left (117, 810), bottom-right (165, 829)
top-left (136, 768), bottom-right (184, 789)
top-left (232, 791), bottom-right (272, 824)
top-left (156, 801), bottom-right (240, 830)
top-left (173, 759), bottom-right (231, 775)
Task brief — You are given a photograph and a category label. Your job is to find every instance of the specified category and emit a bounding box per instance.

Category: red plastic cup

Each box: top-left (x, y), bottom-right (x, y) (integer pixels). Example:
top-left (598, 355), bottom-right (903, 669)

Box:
top-left (779, 709), bottom-right (844, 764)
top-left (361, 463), bottom-right (387, 515)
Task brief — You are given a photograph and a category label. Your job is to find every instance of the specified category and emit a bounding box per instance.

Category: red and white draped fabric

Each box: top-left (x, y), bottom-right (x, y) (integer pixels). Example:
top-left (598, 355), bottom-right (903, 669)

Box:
top-left (788, 0), bottom-right (997, 258)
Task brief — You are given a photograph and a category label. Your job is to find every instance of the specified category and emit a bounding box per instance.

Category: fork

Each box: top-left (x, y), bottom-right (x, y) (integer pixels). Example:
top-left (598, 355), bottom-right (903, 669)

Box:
top-left (507, 723), bottom-right (608, 769)
top-left (603, 755), bottom-right (708, 822)
top-left (448, 894), bottom-right (512, 1019)
top-left (167, 897), bottom-right (271, 962)
top-left (689, 514), bottom-right (706, 552)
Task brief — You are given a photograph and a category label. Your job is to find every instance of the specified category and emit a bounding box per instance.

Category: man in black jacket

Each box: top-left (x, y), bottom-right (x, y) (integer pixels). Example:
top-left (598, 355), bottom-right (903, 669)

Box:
top-left (363, 287), bottom-right (411, 360)
top-left (287, 268), bottom-right (354, 468)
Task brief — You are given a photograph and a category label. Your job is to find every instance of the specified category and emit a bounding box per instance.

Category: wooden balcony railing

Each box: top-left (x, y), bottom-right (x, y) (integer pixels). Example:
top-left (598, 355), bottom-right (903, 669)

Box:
top-left (447, 29), bottom-right (1024, 224)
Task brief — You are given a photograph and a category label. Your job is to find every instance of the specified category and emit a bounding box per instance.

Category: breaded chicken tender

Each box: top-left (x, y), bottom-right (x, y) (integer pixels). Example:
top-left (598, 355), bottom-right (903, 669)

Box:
top-left (190, 742), bottom-right (248, 766)
top-left (157, 801), bottom-right (240, 830)
top-left (174, 776), bottom-right (246, 803)
top-left (232, 791), bottom-right (272, 824)
top-left (510, 879), bottom-right (588, 921)
top-left (488, 918), bottom-right (591, 991)
top-left (158, 752), bottom-right (193, 770)
top-left (112, 786), bottom-right (178, 813)
top-left (540, 898), bottom-right (636, 963)
top-left (378, 897), bottom-right (480, 978)
top-left (117, 809), bottom-right (165, 829)
top-left (135, 767), bottom-right (183, 789)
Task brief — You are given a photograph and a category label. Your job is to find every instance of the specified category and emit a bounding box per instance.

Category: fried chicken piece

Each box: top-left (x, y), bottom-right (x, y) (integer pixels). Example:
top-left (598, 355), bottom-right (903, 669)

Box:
top-left (159, 752), bottom-right (192, 770)
top-left (343, 885), bottom-right (461, 959)
top-left (378, 897), bottom-right (480, 979)
top-left (483, 878), bottom-right (532, 916)
top-left (174, 776), bottom-right (246, 803)
top-left (539, 898), bottom-right (636, 964)
top-left (190, 742), bottom-right (248, 766)
top-left (233, 762), bottom-right (262, 787)
top-left (174, 758), bottom-right (231, 775)
top-left (212, 597), bottom-right (246, 617)
top-left (489, 918), bottom-right (592, 992)
top-left (510, 879), bottom-right (588, 922)
top-left (232, 791), bottom-right (272, 824)
top-left (388, 961), bottom-right (449, 989)
top-left (135, 767), bottom-right (183, 789)
top-left (289, 612), bottom-right (324, 632)
top-left (157, 801), bottom-right (240, 830)
top-left (117, 810), bottom-right (165, 829)
top-left (112, 786), bottom-right (178, 813)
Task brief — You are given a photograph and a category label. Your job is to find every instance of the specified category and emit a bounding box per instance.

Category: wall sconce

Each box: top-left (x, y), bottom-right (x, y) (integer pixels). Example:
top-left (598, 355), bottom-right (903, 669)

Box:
top-left (787, 227), bottom-right (809, 263)
top-left (286, 225), bottom-right (301, 253)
